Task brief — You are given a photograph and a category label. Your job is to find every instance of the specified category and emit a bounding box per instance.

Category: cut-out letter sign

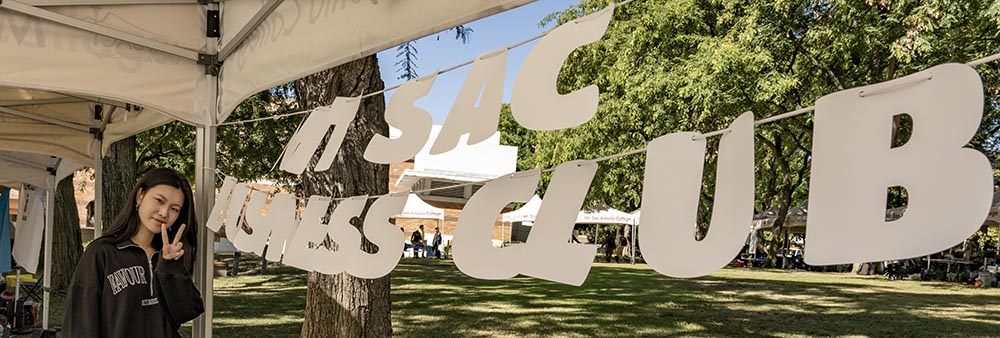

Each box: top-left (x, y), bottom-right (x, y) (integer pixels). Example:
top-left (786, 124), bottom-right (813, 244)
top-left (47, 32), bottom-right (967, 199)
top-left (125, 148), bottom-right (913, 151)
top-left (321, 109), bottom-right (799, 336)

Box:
top-left (519, 160), bottom-right (599, 286)
top-left (224, 183), bottom-right (253, 251)
top-left (205, 177), bottom-right (238, 232)
top-left (245, 194), bottom-right (299, 263)
top-left (431, 49), bottom-right (508, 155)
top-left (279, 97), bottom-right (361, 174)
top-left (282, 196), bottom-right (331, 270)
top-left (511, 5), bottom-right (613, 131)
top-left (364, 74), bottom-right (436, 163)
top-left (453, 170), bottom-right (539, 280)
top-left (348, 194), bottom-right (407, 278)
top-left (312, 196), bottom-right (367, 275)
top-left (640, 112), bottom-right (755, 278)
top-left (806, 63), bottom-right (993, 265)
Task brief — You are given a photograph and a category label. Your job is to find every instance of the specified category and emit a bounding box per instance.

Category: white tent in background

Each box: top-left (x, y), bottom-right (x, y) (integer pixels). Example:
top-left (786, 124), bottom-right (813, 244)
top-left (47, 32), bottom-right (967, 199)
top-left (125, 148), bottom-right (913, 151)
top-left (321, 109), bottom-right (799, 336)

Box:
top-left (0, 1), bottom-right (537, 335)
top-left (396, 194), bottom-right (445, 221)
top-left (0, 150), bottom-right (82, 328)
top-left (498, 195), bottom-right (542, 245)
top-left (576, 208), bottom-right (636, 225)
top-left (501, 195), bottom-right (543, 223)
top-left (987, 191), bottom-right (1000, 225)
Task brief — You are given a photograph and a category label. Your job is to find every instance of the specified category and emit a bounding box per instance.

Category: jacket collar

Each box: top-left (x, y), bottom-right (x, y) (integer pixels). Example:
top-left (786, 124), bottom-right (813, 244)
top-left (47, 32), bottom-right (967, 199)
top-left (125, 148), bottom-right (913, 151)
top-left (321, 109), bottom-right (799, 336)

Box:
top-left (114, 238), bottom-right (158, 255)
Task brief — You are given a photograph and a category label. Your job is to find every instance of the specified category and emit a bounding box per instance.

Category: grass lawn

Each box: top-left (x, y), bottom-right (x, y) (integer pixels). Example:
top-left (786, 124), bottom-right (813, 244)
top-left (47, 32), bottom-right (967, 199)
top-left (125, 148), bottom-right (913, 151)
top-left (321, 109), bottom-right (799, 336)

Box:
top-left (40, 258), bottom-right (1000, 337)
top-left (202, 259), bottom-right (998, 338)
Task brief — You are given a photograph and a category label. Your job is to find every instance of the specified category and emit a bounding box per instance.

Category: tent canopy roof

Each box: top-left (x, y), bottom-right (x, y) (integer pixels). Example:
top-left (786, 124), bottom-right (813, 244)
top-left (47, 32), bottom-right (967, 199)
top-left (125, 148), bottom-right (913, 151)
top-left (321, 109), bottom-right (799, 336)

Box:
top-left (0, 150), bottom-right (80, 190)
top-left (395, 194), bottom-right (444, 221)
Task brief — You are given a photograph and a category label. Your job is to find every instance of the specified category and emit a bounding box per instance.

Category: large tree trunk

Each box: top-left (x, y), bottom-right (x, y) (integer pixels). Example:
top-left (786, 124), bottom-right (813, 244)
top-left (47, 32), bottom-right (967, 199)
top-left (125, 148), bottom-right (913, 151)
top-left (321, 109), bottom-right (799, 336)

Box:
top-left (50, 174), bottom-right (83, 294)
top-left (102, 136), bottom-right (137, 228)
top-left (295, 55), bottom-right (391, 338)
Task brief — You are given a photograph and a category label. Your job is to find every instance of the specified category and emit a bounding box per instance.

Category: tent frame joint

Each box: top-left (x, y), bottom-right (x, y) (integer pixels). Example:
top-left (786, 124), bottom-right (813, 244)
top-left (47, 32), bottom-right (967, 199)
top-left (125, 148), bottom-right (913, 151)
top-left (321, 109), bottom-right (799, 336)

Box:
top-left (198, 53), bottom-right (222, 76)
top-left (89, 128), bottom-right (104, 141)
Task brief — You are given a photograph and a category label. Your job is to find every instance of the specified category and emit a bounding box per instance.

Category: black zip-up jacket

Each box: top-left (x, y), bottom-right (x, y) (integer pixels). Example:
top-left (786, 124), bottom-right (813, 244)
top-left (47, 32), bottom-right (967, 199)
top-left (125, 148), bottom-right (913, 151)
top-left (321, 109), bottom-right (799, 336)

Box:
top-left (63, 237), bottom-right (205, 338)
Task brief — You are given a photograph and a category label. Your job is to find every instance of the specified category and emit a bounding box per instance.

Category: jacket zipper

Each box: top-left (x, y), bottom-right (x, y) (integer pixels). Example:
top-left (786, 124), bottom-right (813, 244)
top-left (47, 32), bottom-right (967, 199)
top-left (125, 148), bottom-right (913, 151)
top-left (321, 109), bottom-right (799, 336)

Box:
top-left (147, 258), bottom-right (155, 297)
top-left (118, 243), bottom-right (157, 298)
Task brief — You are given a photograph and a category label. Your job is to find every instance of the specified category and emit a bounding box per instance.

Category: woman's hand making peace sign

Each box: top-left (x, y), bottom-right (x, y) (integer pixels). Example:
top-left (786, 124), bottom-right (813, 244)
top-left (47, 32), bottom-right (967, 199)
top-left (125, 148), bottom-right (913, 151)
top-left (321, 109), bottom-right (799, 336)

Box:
top-left (161, 223), bottom-right (187, 260)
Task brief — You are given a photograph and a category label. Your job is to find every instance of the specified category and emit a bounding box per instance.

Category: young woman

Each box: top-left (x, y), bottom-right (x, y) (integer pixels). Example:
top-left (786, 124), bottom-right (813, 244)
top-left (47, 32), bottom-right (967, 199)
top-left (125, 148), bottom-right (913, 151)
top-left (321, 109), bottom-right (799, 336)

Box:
top-left (64, 168), bottom-right (204, 338)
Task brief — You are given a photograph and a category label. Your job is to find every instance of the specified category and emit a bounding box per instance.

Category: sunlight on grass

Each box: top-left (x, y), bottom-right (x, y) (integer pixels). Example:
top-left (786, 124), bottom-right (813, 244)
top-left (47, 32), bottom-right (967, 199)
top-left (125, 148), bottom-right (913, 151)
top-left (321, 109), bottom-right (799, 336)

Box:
top-left (44, 257), bottom-right (1000, 338)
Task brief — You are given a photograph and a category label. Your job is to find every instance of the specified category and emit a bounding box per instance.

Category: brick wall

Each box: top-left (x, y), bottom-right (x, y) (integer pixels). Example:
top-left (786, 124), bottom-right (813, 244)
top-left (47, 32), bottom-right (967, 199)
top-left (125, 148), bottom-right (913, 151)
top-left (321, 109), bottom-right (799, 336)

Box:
top-left (389, 162), bottom-right (511, 243)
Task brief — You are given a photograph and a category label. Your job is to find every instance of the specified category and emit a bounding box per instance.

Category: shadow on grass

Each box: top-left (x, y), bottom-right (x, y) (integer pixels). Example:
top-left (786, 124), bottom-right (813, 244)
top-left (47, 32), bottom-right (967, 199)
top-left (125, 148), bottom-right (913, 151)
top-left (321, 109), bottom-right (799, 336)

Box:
top-left (48, 258), bottom-right (998, 338)
top-left (390, 260), bottom-right (1000, 338)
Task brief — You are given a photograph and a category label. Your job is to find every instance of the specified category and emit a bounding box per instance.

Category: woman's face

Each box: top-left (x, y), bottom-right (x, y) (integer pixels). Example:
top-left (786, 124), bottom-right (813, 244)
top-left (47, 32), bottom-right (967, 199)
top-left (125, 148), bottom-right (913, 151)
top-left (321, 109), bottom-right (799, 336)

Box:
top-left (136, 184), bottom-right (185, 236)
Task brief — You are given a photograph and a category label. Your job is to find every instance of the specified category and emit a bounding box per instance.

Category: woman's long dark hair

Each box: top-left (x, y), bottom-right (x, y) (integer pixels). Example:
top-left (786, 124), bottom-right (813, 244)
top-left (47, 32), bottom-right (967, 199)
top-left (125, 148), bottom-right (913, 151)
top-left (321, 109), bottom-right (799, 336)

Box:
top-left (101, 168), bottom-right (198, 269)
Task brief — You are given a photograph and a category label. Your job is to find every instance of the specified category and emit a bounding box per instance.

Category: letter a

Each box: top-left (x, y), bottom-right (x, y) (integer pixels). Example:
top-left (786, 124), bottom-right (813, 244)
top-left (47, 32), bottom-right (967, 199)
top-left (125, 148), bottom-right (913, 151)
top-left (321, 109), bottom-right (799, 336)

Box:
top-left (431, 48), bottom-right (507, 155)
top-left (806, 63), bottom-right (993, 265)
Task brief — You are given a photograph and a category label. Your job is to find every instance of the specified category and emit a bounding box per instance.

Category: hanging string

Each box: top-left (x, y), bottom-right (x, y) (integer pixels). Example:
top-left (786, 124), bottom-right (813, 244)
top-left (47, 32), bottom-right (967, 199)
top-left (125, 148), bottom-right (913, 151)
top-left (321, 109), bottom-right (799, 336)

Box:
top-left (216, 0), bottom-right (641, 128)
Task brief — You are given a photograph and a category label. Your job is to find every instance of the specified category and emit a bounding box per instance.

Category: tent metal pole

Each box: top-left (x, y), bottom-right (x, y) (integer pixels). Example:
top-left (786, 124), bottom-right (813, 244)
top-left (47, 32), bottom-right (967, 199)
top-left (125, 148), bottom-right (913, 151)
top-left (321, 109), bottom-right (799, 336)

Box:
top-left (194, 2), bottom-right (219, 336)
top-left (631, 221), bottom-right (635, 265)
top-left (94, 139), bottom-right (104, 237)
top-left (1, 0), bottom-right (200, 61)
top-left (23, 0), bottom-right (201, 6)
top-left (42, 170), bottom-right (54, 329)
top-left (0, 97), bottom-right (83, 106)
top-left (194, 126), bottom-right (216, 338)
top-left (217, 0), bottom-right (284, 62)
top-left (0, 106), bottom-right (91, 132)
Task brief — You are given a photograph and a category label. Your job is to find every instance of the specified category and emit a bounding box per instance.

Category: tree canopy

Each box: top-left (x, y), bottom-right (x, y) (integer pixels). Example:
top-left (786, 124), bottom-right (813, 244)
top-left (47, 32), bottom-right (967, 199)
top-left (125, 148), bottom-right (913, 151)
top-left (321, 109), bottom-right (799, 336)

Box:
top-left (507, 0), bottom-right (1000, 221)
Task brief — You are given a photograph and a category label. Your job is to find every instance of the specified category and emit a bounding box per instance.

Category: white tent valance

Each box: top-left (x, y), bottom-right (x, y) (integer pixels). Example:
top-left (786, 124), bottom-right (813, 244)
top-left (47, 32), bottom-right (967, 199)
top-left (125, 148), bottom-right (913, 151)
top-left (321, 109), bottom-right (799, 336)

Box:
top-left (395, 194), bottom-right (444, 221)
top-left (576, 208), bottom-right (636, 225)
top-left (501, 195), bottom-right (541, 223)
top-left (0, 150), bottom-right (82, 189)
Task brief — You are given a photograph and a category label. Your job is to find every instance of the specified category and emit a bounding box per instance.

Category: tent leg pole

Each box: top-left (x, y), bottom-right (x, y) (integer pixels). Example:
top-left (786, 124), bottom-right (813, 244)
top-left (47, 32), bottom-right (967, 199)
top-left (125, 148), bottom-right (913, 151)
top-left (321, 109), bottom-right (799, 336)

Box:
top-left (94, 139), bottom-right (103, 237)
top-left (195, 4), bottom-right (220, 335)
top-left (194, 125), bottom-right (217, 338)
top-left (42, 173), bottom-right (54, 329)
top-left (631, 222), bottom-right (635, 265)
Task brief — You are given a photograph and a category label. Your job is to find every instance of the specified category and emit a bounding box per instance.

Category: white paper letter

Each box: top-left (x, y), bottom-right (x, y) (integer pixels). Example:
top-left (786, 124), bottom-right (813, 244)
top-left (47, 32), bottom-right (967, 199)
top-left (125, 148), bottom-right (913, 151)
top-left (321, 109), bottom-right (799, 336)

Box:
top-left (364, 74), bottom-right (435, 163)
top-left (224, 184), bottom-right (253, 251)
top-left (453, 170), bottom-right (539, 280)
top-left (639, 112), bottom-right (755, 278)
top-left (520, 160), bottom-right (599, 286)
top-left (282, 196), bottom-right (330, 270)
top-left (431, 49), bottom-right (507, 155)
top-left (806, 63), bottom-right (992, 265)
top-left (510, 6), bottom-right (613, 131)
top-left (244, 194), bottom-right (299, 262)
top-left (348, 194), bottom-right (407, 278)
top-left (205, 177), bottom-right (237, 232)
top-left (279, 97), bottom-right (361, 174)
top-left (312, 196), bottom-right (367, 275)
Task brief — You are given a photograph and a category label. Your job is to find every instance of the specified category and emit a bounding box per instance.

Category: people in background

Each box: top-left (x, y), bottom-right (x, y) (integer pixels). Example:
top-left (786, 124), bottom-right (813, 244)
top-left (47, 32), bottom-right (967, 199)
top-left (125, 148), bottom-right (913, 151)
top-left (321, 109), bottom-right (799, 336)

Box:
top-left (432, 227), bottom-right (443, 259)
top-left (410, 230), bottom-right (424, 258)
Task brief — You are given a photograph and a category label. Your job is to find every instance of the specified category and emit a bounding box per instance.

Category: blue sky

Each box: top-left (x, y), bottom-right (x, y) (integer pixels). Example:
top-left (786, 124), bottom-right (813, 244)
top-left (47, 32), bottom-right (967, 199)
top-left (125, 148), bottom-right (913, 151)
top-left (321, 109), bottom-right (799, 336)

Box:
top-left (375, 0), bottom-right (579, 125)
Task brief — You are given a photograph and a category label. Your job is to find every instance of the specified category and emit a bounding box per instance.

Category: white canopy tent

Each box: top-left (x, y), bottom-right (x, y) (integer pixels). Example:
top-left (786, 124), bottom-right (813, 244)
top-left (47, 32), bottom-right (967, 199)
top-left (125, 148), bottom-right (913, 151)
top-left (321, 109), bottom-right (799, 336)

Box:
top-left (501, 195), bottom-right (542, 223)
top-left (0, 150), bottom-right (81, 330)
top-left (395, 194), bottom-right (445, 221)
top-left (499, 195), bottom-right (541, 244)
top-left (0, 1), bottom-right (537, 336)
top-left (575, 208), bottom-right (636, 225)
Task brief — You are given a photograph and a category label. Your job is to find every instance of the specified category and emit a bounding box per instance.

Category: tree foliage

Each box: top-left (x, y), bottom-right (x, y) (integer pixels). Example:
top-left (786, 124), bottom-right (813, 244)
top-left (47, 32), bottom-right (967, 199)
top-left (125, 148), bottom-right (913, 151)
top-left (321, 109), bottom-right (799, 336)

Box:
top-left (518, 0), bottom-right (999, 251)
top-left (137, 85), bottom-right (301, 187)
